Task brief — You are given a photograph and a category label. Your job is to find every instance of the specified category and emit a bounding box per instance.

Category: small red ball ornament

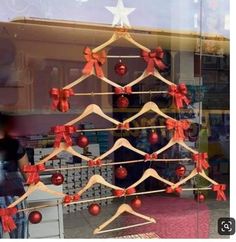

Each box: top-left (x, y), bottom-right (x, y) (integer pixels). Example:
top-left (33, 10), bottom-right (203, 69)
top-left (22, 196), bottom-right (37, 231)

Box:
top-left (131, 197), bottom-right (142, 209)
top-left (117, 95), bottom-right (129, 108)
top-left (51, 173), bottom-right (64, 186)
top-left (28, 211), bottom-right (42, 224)
top-left (195, 193), bottom-right (205, 203)
top-left (78, 134), bottom-right (89, 148)
top-left (113, 189), bottom-right (124, 197)
top-left (175, 165), bottom-right (186, 177)
top-left (148, 131), bottom-right (159, 144)
top-left (114, 61), bottom-right (128, 76)
top-left (115, 166), bottom-right (128, 179)
top-left (88, 203), bottom-right (101, 216)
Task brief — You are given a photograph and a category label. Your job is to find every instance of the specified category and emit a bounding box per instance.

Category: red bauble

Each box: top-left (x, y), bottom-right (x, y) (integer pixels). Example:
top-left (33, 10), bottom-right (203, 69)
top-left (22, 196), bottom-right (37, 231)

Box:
top-left (175, 165), bottom-right (186, 177)
top-left (88, 203), bottom-right (101, 216)
top-left (28, 211), bottom-right (42, 224)
top-left (131, 197), bottom-right (142, 209)
top-left (51, 173), bottom-right (64, 185)
top-left (148, 131), bottom-right (159, 144)
top-left (195, 193), bottom-right (205, 203)
top-left (78, 135), bottom-right (89, 148)
top-left (117, 95), bottom-right (129, 108)
top-left (115, 166), bottom-right (128, 179)
top-left (114, 61), bottom-right (128, 76)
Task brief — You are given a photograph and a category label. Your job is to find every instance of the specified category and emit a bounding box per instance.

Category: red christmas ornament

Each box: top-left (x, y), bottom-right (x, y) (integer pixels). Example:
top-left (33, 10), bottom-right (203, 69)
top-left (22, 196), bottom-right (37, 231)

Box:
top-left (175, 165), bottom-right (186, 177)
top-left (78, 134), bottom-right (89, 148)
top-left (51, 173), bottom-right (64, 186)
top-left (195, 193), bottom-right (205, 203)
top-left (115, 166), bottom-right (128, 179)
top-left (28, 211), bottom-right (42, 224)
top-left (148, 131), bottom-right (159, 144)
top-left (88, 203), bottom-right (101, 216)
top-left (131, 197), bottom-right (142, 209)
top-left (117, 95), bottom-right (129, 108)
top-left (114, 61), bottom-right (128, 76)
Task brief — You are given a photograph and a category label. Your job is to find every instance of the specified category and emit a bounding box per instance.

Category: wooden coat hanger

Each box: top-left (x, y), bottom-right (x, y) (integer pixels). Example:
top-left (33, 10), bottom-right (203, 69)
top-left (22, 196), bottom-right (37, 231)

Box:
top-left (37, 142), bottom-right (90, 165)
top-left (153, 69), bottom-right (176, 86)
top-left (8, 181), bottom-right (65, 208)
top-left (92, 31), bottom-right (150, 53)
top-left (78, 175), bottom-right (123, 196)
top-left (65, 104), bottom-right (120, 126)
top-left (124, 101), bottom-right (175, 124)
top-left (154, 138), bottom-right (198, 156)
top-left (127, 168), bottom-right (174, 189)
top-left (97, 138), bottom-right (147, 161)
top-left (93, 203), bottom-right (156, 234)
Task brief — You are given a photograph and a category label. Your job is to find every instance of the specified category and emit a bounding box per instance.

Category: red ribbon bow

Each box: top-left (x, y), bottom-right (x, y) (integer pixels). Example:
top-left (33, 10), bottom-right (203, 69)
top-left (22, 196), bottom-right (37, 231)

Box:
top-left (82, 47), bottom-right (106, 77)
top-left (113, 188), bottom-right (136, 197)
top-left (114, 86), bottom-right (132, 95)
top-left (117, 122), bottom-right (130, 130)
top-left (52, 125), bottom-right (76, 148)
top-left (141, 47), bottom-right (167, 74)
top-left (23, 164), bottom-right (45, 184)
top-left (166, 119), bottom-right (190, 141)
top-left (165, 186), bottom-right (182, 194)
top-left (49, 88), bottom-right (74, 112)
top-left (212, 184), bottom-right (227, 201)
top-left (168, 84), bottom-right (190, 109)
top-left (0, 207), bottom-right (17, 233)
top-left (144, 153), bottom-right (158, 161)
top-left (192, 153), bottom-right (209, 172)
top-left (63, 194), bottom-right (81, 204)
top-left (88, 159), bottom-right (102, 167)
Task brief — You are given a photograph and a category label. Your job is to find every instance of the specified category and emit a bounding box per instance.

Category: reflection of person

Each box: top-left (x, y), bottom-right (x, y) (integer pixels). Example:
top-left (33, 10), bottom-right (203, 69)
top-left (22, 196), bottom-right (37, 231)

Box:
top-left (0, 113), bottom-right (29, 238)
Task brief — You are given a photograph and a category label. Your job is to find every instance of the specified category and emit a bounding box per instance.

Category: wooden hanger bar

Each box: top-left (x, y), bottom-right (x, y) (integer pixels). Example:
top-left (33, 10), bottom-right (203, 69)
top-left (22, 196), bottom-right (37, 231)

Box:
top-left (73, 91), bottom-right (167, 96)
top-left (92, 31), bottom-right (150, 53)
top-left (65, 104), bottom-right (120, 126)
top-left (124, 101), bottom-right (175, 124)
top-left (95, 221), bottom-right (153, 234)
top-left (97, 138), bottom-right (146, 161)
top-left (45, 157), bottom-right (191, 172)
top-left (76, 125), bottom-right (166, 132)
top-left (93, 203), bottom-right (156, 234)
top-left (107, 55), bottom-right (141, 58)
top-left (153, 69), bottom-right (176, 86)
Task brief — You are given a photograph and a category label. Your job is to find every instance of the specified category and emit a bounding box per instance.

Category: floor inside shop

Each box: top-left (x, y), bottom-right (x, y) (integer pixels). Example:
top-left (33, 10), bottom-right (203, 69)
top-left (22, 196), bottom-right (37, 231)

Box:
top-left (63, 195), bottom-right (230, 239)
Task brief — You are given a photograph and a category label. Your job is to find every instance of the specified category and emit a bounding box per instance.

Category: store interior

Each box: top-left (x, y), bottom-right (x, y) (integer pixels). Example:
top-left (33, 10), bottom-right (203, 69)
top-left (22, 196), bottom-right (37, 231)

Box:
top-left (0, 1), bottom-right (230, 239)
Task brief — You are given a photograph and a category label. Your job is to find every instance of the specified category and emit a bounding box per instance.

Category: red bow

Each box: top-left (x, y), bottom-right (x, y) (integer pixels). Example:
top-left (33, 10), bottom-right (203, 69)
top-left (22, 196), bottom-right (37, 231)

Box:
top-left (117, 122), bottom-right (130, 130)
top-left (49, 88), bottom-right (74, 112)
top-left (168, 84), bottom-right (190, 109)
top-left (212, 184), bottom-right (227, 201)
top-left (88, 159), bottom-right (102, 167)
top-left (166, 119), bottom-right (190, 141)
top-left (113, 188), bottom-right (136, 197)
top-left (114, 86), bottom-right (132, 95)
top-left (82, 47), bottom-right (106, 77)
top-left (23, 164), bottom-right (45, 184)
top-left (0, 207), bottom-right (17, 233)
top-left (63, 194), bottom-right (81, 204)
top-left (192, 153), bottom-right (209, 172)
top-left (52, 125), bottom-right (76, 147)
top-left (141, 47), bottom-right (167, 74)
top-left (165, 186), bottom-right (182, 194)
top-left (144, 153), bottom-right (158, 161)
